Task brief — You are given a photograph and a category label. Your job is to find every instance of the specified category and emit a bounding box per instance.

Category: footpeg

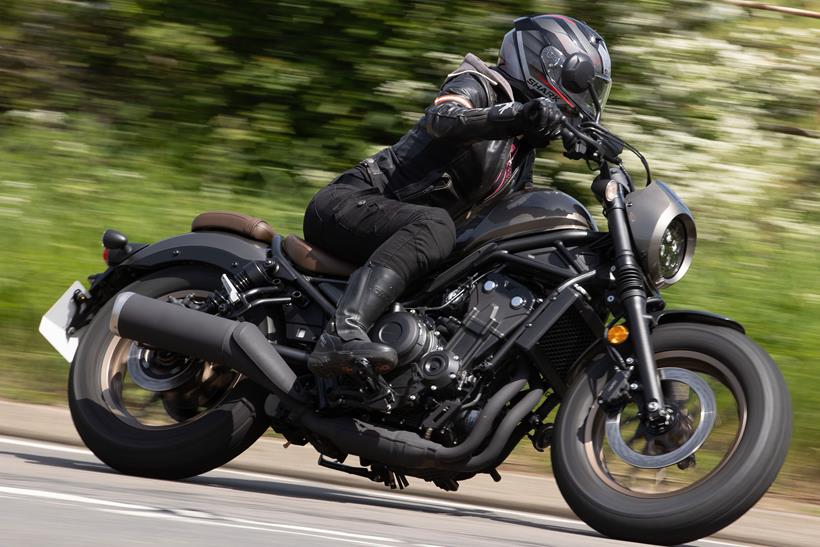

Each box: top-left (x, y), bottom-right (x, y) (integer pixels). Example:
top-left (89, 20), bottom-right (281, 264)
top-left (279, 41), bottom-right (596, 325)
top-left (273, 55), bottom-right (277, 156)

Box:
top-left (318, 456), bottom-right (409, 489)
top-left (530, 423), bottom-right (554, 452)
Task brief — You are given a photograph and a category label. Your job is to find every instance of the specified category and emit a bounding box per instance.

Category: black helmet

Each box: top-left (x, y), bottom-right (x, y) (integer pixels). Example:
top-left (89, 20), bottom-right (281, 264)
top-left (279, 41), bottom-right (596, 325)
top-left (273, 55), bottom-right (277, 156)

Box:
top-left (498, 15), bottom-right (612, 119)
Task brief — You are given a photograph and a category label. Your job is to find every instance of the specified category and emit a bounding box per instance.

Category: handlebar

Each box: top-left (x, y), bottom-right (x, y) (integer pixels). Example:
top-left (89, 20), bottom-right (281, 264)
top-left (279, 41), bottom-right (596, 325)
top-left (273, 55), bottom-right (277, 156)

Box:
top-left (559, 116), bottom-right (652, 187)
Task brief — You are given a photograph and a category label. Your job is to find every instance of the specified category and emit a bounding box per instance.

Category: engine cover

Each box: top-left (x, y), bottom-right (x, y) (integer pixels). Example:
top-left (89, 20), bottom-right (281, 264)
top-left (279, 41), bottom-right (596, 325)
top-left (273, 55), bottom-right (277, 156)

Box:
top-left (372, 311), bottom-right (439, 365)
top-left (443, 273), bottom-right (535, 363)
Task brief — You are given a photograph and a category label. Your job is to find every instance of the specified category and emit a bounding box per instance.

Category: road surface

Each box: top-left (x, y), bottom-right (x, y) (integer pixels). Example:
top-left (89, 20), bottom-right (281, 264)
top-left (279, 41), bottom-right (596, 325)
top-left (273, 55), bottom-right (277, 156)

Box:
top-left (0, 435), bottom-right (756, 547)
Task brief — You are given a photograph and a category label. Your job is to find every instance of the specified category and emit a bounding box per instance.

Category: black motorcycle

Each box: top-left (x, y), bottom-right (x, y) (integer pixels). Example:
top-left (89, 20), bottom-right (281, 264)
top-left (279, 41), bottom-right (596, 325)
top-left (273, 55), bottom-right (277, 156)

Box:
top-left (41, 79), bottom-right (790, 544)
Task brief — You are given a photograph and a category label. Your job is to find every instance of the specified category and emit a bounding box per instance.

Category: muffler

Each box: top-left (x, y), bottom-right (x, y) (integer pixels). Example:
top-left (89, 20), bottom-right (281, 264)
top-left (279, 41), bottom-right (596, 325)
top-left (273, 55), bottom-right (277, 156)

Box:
top-left (110, 292), bottom-right (308, 405)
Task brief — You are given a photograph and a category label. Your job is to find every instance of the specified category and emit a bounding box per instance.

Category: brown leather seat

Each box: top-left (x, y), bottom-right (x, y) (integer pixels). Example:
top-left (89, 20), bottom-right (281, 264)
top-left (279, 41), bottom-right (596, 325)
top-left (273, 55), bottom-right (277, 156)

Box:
top-left (191, 211), bottom-right (275, 243)
top-left (283, 235), bottom-right (357, 277)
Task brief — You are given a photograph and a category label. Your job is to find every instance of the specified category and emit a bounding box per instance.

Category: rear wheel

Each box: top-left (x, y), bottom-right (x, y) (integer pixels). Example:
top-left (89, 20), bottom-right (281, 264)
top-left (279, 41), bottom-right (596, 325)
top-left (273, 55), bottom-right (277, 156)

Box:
top-left (552, 322), bottom-right (791, 545)
top-left (69, 266), bottom-right (270, 480)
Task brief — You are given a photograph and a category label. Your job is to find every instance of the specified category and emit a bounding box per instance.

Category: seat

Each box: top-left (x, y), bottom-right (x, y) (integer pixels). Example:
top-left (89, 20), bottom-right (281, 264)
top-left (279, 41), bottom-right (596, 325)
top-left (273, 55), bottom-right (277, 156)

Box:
top-left (283, 235), bottom-right (357, 277)
top-left (191, 211), bottom-right (275, 243)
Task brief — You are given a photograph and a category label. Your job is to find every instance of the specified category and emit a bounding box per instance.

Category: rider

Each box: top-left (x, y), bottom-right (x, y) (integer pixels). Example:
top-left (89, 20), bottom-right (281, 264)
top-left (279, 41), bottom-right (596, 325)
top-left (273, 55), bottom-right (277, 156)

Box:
top-left (304, 14), bottom-right (612, 376)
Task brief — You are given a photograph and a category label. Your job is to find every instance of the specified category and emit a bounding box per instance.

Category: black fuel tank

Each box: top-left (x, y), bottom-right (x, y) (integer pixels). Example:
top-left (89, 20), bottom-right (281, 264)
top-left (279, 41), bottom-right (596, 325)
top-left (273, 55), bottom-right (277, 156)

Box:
top-left (455, 189), bottom-right (597, 252)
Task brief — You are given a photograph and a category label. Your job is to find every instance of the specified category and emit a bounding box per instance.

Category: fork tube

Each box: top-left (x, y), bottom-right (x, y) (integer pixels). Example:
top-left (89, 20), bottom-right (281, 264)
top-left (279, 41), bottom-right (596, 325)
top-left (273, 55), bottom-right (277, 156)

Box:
top-left (605, 187), bottom-right (666, 421)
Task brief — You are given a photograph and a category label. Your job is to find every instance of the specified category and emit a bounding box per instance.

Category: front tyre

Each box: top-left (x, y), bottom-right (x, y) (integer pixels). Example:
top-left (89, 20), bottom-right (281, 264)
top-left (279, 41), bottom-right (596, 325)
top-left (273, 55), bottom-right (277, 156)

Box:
top-left (69, 266), bottom-right (270, 480)
top-left (552, 322), bottom-right (791, 545)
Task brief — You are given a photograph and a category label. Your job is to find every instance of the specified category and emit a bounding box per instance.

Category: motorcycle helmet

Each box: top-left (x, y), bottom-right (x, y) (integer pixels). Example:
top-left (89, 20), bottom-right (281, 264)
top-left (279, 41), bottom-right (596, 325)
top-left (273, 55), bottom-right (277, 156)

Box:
top-left (498, 15), bottom-right (612, 119)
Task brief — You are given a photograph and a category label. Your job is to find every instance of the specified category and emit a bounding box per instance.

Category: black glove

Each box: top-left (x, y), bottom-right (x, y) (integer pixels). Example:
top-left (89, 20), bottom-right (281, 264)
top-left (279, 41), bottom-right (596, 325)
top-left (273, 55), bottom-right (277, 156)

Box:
top-left (485, 98), bottom-right (562, 143)
top-left (518, 98), bottom-right (563, 145)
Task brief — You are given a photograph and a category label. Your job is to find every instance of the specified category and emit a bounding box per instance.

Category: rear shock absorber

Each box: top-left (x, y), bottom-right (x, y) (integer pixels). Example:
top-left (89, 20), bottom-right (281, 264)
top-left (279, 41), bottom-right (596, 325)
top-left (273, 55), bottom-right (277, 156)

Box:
top-left (207, 260), bottom-right (279, 313)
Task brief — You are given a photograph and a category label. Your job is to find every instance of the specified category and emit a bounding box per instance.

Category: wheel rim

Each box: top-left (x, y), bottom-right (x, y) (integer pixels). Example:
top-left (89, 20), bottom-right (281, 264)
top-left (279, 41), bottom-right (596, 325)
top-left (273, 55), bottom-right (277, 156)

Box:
top-left (583, 351), bottom-right (748, 497)
top-left (99, 290), bottom-right (239, 430)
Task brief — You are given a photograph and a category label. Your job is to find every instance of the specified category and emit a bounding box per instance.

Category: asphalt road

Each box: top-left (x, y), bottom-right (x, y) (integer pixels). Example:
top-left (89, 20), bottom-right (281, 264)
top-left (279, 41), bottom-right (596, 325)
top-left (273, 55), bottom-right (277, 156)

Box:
top-left (0, 435), bottom-right (754, 547)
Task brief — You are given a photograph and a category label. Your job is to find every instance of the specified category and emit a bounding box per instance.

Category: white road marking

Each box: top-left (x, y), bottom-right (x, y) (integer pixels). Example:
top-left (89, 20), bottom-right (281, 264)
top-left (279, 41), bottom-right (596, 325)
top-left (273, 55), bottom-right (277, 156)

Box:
top-left (700, 541), bottom-right (749, 547)
top-left (0, 482), bottom-right (402, 545)
top-left (0, 486), bottom-right (153, 510)
top-left (227, 516), bottom-right (402, 543)
top-left (100, 509), bottom-right (398, 547)
top-left (0, 436), bottom-right (92, 455)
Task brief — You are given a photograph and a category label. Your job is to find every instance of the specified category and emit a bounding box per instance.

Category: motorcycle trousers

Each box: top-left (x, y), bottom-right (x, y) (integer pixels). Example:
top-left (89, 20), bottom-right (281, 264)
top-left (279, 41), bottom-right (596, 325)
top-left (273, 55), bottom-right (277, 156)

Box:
top-left (303, 171), bottom-right (456, 285)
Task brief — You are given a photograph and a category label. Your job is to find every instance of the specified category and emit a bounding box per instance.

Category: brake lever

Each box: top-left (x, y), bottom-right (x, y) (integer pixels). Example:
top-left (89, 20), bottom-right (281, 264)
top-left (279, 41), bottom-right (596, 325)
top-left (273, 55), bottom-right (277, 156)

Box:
top-left (562, 118), bottom-right (624, 165)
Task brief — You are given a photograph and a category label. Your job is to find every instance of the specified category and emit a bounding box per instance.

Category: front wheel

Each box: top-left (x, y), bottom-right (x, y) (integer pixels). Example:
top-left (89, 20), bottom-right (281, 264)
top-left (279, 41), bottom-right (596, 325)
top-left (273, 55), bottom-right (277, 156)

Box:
top-left (552, 322), bottom-right (791, 545)
top-left (69, 266), bottom-right (270, 480)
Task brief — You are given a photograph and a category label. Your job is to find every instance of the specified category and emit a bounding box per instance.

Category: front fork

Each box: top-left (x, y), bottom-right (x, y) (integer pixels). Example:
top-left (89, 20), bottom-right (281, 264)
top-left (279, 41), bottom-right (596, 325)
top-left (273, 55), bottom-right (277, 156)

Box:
top-left (605, 185), bottom-right (668, 427)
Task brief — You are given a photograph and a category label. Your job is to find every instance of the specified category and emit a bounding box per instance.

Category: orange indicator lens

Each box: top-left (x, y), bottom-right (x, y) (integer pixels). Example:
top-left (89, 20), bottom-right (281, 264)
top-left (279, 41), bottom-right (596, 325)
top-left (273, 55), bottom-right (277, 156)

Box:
top-left (607, 324), bottom-right (629, 345)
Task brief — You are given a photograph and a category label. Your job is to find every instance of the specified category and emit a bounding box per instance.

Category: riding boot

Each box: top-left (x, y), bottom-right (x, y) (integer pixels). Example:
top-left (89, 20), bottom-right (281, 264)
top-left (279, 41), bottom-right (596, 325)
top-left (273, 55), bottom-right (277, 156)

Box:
top-left (308, 263), bottom-right (404, 377)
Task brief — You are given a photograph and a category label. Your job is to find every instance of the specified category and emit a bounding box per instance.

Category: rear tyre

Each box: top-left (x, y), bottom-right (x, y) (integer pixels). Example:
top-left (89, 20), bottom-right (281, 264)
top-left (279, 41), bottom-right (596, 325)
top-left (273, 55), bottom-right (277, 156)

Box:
top-left (69, 266), bottom-right (270, 480)
top-left (551, 322), bottom-right (791, 545)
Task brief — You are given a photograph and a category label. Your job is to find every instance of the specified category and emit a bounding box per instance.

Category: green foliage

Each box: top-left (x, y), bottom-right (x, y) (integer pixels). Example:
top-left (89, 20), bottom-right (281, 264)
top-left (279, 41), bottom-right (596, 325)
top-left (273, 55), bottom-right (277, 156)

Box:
top-left (0, 1), bottom-right (817, 488)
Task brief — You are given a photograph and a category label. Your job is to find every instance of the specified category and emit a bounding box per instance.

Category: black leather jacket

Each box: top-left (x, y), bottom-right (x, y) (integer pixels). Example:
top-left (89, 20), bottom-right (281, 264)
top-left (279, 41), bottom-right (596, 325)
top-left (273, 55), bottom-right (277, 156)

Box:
top-left (357, 54), bottom-right (546, 219)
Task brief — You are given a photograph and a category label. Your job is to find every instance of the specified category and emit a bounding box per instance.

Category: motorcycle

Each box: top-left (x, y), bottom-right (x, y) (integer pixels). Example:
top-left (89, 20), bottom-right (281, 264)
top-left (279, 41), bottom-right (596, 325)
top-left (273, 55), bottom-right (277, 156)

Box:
top-left (40, 67), bottom-right (791, 545)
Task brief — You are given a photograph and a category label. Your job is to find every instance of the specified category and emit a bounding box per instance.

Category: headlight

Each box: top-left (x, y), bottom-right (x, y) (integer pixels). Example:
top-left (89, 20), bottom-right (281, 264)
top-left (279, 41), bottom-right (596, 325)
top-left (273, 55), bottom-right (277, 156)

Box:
top-left (626, 182), bottom-right (697, 288)
top-left (659, 218), bottom-right (687, 279)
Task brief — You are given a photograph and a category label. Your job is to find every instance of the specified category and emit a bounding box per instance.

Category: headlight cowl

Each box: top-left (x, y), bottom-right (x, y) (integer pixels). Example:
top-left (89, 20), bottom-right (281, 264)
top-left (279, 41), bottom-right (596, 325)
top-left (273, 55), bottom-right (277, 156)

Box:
top-left (625, 181), bottom-right (697, 288)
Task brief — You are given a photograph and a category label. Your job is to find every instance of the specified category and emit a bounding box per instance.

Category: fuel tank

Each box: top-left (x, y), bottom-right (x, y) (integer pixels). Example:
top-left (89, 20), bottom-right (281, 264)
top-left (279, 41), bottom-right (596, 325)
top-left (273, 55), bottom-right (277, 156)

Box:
top-left (455, 189), bottom-right (597, 251)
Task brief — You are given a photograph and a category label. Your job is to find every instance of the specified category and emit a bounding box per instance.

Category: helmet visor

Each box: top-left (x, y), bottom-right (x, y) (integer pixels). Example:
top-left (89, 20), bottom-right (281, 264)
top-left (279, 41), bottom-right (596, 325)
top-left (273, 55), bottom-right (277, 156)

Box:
top-left (539, 45), bottom-right (611, 117)
top-left (589, 74), bottom-right (612, 115)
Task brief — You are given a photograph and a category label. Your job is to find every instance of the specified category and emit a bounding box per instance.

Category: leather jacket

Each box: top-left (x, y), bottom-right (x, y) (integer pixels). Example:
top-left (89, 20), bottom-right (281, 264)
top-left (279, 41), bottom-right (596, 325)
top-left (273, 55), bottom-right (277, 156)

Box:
top-left (356, 53), bottom-right (546, 219)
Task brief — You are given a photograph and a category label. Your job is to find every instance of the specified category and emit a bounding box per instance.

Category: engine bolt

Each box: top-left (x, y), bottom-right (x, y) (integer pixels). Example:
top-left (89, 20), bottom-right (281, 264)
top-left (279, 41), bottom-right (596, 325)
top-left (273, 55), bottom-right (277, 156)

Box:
top-left (430, 386), bottom-right (437, 391)
top-left (647, 401), bottom-right (660, 411)
top-left (483, 280), bottom-right (497, 292)
top-left (449, 373), bottom-right (457, 379)
top-left (409, 394), bottom-right (416, 401)
top-left (629, 383), bottom-right (639, 391)
top-left (606, 295), bottom-right (615, 303)
top-left (626, 357), bottom-right (635, 365)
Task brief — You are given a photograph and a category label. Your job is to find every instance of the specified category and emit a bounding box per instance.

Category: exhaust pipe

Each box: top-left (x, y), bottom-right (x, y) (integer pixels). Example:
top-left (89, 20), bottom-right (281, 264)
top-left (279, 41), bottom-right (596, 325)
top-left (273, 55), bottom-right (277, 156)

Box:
top-left (298, 364), bottom-right (534, 469)
top-left (110, 293), bottom-right (539, 471)
top-left (110, 292), bottom-right (308, 405)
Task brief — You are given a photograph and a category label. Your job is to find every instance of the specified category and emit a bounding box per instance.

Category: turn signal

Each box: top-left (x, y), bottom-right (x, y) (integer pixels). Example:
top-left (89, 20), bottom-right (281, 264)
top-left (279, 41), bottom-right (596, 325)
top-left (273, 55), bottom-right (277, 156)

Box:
top-left (607, 324), bottom-right (629, 345)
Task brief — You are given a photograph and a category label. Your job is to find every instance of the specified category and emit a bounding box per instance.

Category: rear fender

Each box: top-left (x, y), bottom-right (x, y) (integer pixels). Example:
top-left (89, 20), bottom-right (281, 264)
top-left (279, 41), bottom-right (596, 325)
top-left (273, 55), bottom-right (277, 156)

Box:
top-left (73, 231), bottom-right (271, 329)
top-left (121, 231), bottom-right (270, 271)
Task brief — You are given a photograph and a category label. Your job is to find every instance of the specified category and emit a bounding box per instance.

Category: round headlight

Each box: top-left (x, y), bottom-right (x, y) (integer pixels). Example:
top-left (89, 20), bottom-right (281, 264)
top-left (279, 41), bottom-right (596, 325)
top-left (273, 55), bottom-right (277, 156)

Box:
top-left (624, 181), bottom-right (697, 288)
top-left (659, 218), bottom-right (687, 279)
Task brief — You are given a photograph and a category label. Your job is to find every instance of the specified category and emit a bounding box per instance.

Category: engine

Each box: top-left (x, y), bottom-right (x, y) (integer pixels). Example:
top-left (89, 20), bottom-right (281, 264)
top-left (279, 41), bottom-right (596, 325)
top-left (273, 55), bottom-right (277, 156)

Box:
top-left (317, 273), bottom-right (537, 449)
top-left (371, 273), bottom-right (535, 396)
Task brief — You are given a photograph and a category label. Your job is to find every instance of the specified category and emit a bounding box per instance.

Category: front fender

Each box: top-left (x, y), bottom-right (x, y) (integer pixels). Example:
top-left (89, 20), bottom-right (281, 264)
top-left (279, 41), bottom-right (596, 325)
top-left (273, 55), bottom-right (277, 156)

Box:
top-left (651, 309), bottom-right (745, 334)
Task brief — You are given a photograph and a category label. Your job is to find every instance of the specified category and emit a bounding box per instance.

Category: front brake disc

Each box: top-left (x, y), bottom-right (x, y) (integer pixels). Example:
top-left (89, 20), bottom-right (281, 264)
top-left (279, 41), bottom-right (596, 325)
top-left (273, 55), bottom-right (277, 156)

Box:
top-left (604, 367), bottom-right (716, 469)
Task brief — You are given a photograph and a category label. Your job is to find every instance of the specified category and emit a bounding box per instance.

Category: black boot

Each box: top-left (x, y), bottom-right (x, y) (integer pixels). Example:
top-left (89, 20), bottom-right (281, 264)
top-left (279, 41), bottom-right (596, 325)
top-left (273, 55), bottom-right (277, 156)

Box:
top-left (308, 263), bottom-right (405, 377)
